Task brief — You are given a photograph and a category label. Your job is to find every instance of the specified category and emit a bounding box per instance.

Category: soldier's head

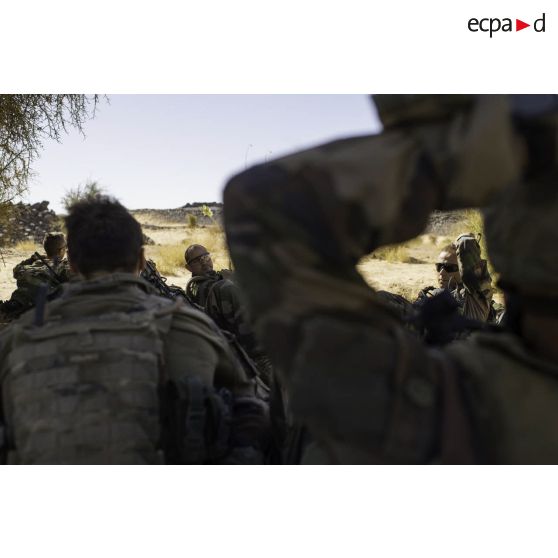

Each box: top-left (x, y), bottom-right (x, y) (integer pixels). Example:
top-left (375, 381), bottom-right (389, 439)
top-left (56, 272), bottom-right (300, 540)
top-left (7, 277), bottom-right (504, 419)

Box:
top-left (185, 244), bottom-right (213, 276)
top-left (64, 197), bottom-right (145, 278)
top-left (436, 244), bottom-right (461, 290)
top-left (43, 232), bottom-right (67, 261)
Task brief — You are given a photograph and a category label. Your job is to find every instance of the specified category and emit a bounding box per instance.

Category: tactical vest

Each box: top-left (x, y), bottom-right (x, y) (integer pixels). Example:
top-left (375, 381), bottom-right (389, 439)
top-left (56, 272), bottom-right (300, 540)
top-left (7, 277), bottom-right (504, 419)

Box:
top-left (186, 270), bottom-right (233, 310)
top-left (1, 299), bottom-right (229, 464)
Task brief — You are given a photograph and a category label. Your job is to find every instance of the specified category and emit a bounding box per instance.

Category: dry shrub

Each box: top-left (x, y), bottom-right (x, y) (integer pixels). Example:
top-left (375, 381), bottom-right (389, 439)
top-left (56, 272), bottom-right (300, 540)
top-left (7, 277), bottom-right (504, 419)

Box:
top-left (187, 214), bottom-right (198, 228)
top-left (146, 244), bottom-right (186, 276)
top-left (460, 209), bottom-right (484, 239)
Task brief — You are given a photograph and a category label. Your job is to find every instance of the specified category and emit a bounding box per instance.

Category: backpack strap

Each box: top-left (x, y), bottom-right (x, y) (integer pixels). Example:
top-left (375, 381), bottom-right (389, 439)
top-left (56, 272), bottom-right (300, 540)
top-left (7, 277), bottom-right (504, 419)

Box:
top-left (33, 284), bottom-right (48, 327)
top-left (180, 377), bottom-right (208, 464)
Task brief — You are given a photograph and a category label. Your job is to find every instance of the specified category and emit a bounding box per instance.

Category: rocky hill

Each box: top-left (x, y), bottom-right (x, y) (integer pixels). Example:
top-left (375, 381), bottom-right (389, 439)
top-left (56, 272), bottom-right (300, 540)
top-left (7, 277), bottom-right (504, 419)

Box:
top-left (0, 199), bottom-right (466, 247)
top-left (131, 203), bottom-right (223, 225)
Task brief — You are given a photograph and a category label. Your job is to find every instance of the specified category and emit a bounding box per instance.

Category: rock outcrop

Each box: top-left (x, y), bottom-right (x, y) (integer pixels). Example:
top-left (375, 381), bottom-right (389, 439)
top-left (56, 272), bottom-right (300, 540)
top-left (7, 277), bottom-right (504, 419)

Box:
top-left (0, 201), bottom-right (62, 245)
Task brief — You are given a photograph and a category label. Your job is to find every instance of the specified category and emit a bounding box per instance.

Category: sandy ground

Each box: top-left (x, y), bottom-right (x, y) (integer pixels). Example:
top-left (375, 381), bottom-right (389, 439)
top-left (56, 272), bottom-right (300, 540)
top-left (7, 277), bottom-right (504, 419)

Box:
top-left (0, 246), bottom-right (40, 301)
top-left (359, 260), bottom-right (437, 300)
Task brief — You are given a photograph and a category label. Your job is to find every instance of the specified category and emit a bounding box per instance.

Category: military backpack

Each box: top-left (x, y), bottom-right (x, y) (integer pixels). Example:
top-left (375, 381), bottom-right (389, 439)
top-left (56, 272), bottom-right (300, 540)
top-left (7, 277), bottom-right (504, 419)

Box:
top-left (1, 300), bottom-right (231, 464)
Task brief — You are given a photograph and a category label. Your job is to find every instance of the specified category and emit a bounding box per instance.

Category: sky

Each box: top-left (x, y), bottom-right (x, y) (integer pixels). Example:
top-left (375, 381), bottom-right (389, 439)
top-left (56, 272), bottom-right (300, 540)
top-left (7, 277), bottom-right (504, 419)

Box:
top-left (25, 95), bottom-right (381, 214)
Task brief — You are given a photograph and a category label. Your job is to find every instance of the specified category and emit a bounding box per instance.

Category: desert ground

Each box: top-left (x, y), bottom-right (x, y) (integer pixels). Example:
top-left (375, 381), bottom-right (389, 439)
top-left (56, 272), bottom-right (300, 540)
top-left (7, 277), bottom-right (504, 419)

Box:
top-left (1, 208), bottom-right (495, 304)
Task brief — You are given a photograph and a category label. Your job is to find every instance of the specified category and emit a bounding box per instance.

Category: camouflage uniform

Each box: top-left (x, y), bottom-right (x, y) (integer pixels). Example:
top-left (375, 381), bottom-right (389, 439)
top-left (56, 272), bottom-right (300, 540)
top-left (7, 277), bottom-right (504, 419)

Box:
top-left (224, 94), bottom-right (558, 464)
top-left (0, 253), bottom-right (71, 319)
top-left (409, 234), bottom-right (496, 343)
top-left (0, 273), bottom-right (269, 464)
top-left (186, 270), bottom-right (272, 386)
top-left (416, 234), bottom-right (493, 323)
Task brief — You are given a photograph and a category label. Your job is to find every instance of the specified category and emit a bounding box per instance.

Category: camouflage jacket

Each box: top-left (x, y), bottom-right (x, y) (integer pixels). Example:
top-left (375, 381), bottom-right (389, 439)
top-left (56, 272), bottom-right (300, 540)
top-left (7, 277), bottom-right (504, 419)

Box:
top-left (0, 273), bottom-right (269, 464)
top-left (223, 96), bottom-right (558, 464)
top-left (416, 235), bottom-right (493, 324)
top-left (186, 270), bottom-right (272, 384)
top-left (1, 254), bottom-right (72, 319)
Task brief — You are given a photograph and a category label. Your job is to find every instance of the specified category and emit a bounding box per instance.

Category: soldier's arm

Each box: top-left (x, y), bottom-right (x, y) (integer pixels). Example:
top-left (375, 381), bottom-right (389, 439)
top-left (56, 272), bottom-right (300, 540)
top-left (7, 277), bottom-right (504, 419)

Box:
top-left (455, 234), bottom-right (492, 322)
top-left (211, 280), bottom-right (263, 359)
top-left (12, 255), bottom-right (38, 280)
top-left (223, 139), bottom-right (448, 463)
top-left (166, 307), bottom-right (270, 463)
top-left (223, 96), bottom-right (523, 463)
top-left (166, 306), bottom-right (254, 395)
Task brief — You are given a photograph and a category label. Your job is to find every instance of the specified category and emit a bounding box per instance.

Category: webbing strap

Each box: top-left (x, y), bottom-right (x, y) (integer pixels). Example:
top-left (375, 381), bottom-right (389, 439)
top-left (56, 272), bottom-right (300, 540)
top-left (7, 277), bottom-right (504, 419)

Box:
top-left (182, 377), bottom-right (207, 464)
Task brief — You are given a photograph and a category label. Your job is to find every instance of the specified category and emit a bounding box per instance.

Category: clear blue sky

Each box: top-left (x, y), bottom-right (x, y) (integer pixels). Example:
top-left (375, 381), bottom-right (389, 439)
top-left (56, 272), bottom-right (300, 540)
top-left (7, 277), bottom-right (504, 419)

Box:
top-left (25, 95), bottom-right (381, 214)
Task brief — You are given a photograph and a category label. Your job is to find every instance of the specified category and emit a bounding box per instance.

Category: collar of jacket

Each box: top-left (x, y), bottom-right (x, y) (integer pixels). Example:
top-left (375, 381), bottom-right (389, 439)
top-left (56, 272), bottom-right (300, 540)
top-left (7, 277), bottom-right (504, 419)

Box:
top-left (61, 272), bottom-right (157, 298)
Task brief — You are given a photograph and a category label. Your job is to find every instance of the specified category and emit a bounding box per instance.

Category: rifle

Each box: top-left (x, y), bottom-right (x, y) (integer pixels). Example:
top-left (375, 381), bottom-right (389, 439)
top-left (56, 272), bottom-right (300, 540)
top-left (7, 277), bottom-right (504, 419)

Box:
top-left (33, 252), bottom-right (63, 284)
top-left (141, 259), bottom-right (191, 304)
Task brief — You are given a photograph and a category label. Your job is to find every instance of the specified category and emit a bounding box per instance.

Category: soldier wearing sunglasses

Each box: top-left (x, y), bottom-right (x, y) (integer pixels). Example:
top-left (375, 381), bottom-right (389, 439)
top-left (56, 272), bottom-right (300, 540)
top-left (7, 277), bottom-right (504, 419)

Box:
top-left (416, 234), bottom-right (494, 324)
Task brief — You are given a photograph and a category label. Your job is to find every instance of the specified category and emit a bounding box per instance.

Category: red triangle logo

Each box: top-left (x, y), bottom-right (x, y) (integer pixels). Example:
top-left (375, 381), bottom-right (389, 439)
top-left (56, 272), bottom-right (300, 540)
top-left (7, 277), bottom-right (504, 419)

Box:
top-left (516, 19), bottom-right (530, 31)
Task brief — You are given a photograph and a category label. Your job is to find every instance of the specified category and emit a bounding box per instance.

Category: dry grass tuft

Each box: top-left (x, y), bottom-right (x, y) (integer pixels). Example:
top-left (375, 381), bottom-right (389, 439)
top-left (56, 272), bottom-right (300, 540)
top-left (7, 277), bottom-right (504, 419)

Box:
top-left (460, 209), bottom-right (484, 239)
top-left (14, 240), bottom-right (41, 254)
top-left (372, 244), bottom-right (412, 263)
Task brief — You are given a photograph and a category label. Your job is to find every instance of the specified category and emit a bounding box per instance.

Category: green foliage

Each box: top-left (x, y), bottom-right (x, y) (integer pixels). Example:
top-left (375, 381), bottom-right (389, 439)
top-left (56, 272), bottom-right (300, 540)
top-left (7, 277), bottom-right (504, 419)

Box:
top-left (61, 180), bottom-right (106, 212)
top-left (0, 95), bottom-right (102, 203)
top-left (201, 205), bottom-right (213, 219)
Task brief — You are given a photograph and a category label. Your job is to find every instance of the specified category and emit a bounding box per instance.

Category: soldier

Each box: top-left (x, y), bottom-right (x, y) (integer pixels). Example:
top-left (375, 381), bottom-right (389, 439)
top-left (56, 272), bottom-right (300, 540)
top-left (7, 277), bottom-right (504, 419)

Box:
top-left (184, 244), bottom-right (233, 307)
top-left (224, 94), bottom-right (558, 464)
top-left (415, 236), bottom-right (493, 323)
top-left (0, 232), bottom-right (71, 320)
top-left (185, 243), bottom-right (272, 386)
top-left (0, 198), bottom-right (269, 464)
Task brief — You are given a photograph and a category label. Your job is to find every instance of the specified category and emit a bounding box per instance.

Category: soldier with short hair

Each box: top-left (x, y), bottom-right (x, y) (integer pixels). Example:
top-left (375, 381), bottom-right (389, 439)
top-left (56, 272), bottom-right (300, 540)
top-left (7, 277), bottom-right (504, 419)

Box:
top-left (0, 232), bottom-right (71, 320)
top-left (0, 198), bottom-right (269, 464)
top-left (224, 94), bottom-right (558, 464)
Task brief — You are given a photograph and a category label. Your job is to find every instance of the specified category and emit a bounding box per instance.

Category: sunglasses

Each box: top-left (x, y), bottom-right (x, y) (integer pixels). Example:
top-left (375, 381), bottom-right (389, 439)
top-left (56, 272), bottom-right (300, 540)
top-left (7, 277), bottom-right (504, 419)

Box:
top-left (187, 252), bottom-right (211, 265)
top-left (436, 263), bottom-right (459, 273)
